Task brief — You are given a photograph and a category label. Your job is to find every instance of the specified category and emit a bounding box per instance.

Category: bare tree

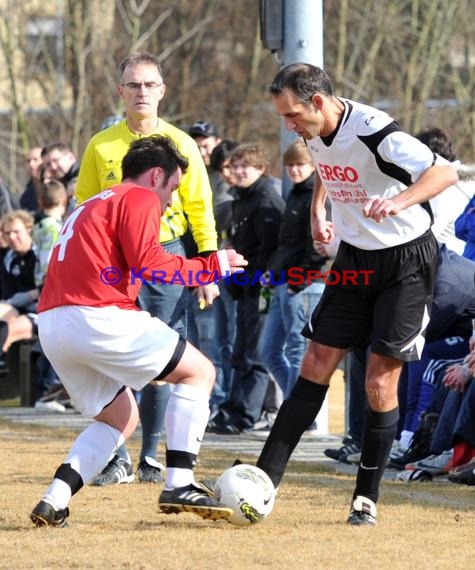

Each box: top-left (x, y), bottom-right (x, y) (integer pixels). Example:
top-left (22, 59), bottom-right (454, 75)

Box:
top-left (1, 0), bottom-right (474, 195)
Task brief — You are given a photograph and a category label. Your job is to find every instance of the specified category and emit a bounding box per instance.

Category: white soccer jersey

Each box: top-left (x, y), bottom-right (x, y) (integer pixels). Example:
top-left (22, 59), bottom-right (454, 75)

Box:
top-left (307, 99), bottom-right (450, 250)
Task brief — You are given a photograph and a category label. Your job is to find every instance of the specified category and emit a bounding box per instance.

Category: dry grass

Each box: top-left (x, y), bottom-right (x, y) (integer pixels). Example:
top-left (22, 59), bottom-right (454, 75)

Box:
top-left (1, 414), bottom-right (475, 570)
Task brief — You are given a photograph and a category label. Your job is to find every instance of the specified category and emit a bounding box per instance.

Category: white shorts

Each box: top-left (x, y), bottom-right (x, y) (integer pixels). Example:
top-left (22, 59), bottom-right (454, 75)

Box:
top-left (38, 305), bottom-right (180, 418)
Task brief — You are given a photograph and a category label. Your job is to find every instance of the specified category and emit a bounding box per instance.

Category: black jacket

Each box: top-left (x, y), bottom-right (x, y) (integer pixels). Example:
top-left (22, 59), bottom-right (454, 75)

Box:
top-left (228, 175), bottom-right (284, 297)
top-left (269, 173), bottom-right (327, 292)
top-left (1, 248), bottom-right (37, 300)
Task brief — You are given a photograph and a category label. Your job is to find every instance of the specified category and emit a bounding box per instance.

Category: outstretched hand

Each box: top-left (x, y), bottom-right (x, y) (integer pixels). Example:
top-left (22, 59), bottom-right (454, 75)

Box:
top-left (223, 249), bottom-right (248, 274)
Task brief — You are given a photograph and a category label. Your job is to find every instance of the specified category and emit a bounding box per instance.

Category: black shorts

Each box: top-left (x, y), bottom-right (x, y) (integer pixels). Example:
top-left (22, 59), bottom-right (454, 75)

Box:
top-left (302, 230), bottom-right (438, 362)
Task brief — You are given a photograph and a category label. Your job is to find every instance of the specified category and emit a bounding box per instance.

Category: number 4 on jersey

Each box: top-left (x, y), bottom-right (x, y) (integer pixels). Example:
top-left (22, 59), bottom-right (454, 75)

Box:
top-left (54, 206), bottom-right (85, 261)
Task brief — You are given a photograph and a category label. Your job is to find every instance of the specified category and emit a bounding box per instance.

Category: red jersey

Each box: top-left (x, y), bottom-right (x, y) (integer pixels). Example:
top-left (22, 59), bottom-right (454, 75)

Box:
top-left (39, 183), bottom-right (227, 312)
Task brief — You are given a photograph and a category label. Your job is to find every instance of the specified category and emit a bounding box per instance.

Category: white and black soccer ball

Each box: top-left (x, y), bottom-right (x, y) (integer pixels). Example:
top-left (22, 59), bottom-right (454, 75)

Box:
top-left (213, 464), bottom-right (276, 526)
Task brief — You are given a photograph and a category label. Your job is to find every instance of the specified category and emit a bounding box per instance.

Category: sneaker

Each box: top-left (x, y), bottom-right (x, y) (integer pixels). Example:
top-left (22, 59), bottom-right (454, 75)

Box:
top-left (448, 457), bottom-right (475, 475)
top-left (407, 449), bottom-right (453, 475)
top-left (448, 461), bottom-right (475, 486)
top-left (158, 483), bottom-right (233, 521)
top-left (34, 382), bottom-right (71, 413)
top-left (30, 500), bottom-right (69, 528)
top-left (324, 442), bottom-right (361, 463)
top-left (245, 414), bottom-right (272, 437)
top-left (387, 413), bottom-right (438, 470)
top-left (137, 457), bottom-right (165, 484)
top-left (213, 423), bottom-right (242, 435)
top-left (347, 495), bottom-right (377, 526)
top-left (389, 440), bottom-right (408, 460)
top-left (90, 455), bottom-right (135, 486)
top-left (34, 399), bottom-right (66, 413)
top-left (346, 451), bottom-right (361, 465)
top-left (396, 469), bottom-right (433, 482)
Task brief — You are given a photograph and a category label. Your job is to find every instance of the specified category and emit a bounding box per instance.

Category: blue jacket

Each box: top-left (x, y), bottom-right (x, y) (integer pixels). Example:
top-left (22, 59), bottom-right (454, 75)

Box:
top-left (455, 195), bottom-right (475, 261)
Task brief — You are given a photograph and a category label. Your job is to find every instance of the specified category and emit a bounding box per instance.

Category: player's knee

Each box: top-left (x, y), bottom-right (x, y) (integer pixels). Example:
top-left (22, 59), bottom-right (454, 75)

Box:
top-left (193, 353), bottom-right (216, 393)
top-left (300, 343), bottom-right (334, 383)
top-left (365, 378), bottom-right (396, 411)
top-left (122, 405), bottom-right (139, 439)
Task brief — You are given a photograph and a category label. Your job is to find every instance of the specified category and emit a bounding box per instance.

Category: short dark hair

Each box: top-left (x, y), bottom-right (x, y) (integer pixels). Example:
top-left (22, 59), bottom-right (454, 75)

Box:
top-left (414, 128), bottom-right (456, 162)
top-left (119, 52), bottom-right (163, 82)
top-left (269, 63), bottom-right (334, 103)
top-left (121, 135), bottom-right (189, 183)
top-left (41, 142), bottom-right (73, 158)
top-left (210, 139), bottom-right (239, 172)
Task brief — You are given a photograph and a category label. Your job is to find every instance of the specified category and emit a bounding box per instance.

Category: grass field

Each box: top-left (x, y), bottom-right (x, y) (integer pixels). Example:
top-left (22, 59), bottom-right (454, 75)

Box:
top-left (1, 402), bottom-right (474, 570)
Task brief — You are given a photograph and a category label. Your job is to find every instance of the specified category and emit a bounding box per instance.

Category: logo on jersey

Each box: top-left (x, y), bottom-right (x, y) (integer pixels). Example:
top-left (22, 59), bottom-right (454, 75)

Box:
top-left (318, 163), bottom-right (359, 183)
top-left (106, 171), bottom-right (117, 181)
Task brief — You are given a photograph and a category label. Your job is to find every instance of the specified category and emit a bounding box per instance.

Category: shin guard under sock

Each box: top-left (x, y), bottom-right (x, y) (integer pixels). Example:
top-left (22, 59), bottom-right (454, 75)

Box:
top-left (354, 407), bottom-right (399, 503)
top-left (257, 376), bottom-right (328, 487)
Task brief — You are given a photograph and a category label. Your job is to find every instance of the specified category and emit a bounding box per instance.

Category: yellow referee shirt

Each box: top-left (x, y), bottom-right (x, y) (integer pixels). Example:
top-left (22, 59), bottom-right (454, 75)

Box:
top-left (75, 119), bottom-right (217, 251)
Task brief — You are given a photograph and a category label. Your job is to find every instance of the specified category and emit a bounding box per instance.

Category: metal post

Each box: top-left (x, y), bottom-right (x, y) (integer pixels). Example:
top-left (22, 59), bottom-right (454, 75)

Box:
top-left (280, 0), bottom-right (323, 196)
top-left (281, 1), bottom-right (331, 433)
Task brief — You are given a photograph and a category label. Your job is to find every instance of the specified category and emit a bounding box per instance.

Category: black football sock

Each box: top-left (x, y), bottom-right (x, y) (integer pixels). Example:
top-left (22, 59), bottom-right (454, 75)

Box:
top-left (257, 376), bottom-right (328, 487)
top-left (353, 407), bottom-right (399, 504)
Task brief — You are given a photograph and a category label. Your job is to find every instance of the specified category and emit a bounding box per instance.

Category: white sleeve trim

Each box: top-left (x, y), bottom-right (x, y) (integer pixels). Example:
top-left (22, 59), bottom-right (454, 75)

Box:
top-left (216, 249), bottom-right (230, 276)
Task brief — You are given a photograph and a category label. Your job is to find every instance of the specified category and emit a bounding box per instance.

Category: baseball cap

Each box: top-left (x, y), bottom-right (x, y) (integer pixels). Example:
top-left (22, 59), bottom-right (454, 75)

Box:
top-left (188, 120), bottom-right (219, 138)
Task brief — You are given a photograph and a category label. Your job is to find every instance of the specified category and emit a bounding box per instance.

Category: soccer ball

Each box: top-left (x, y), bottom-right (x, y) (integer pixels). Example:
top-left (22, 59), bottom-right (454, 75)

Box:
top-left (213, 464), bottom-right (276, 526)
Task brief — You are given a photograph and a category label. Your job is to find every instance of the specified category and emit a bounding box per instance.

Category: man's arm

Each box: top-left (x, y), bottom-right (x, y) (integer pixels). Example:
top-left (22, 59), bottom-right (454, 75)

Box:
top-left (363, 164), bottom-right (458, 223)
top-left (311, 172), bottom-right (334, 244)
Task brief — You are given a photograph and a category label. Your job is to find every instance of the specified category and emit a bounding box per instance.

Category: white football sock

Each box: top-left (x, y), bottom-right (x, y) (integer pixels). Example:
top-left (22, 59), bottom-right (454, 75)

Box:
top-left (44, 421), bottom-right (125, 509)
top-left (165, 383), bottom-right (209, 489)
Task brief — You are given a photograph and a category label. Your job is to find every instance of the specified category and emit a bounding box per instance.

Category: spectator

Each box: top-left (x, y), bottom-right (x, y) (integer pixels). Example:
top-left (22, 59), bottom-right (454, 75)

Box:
top-left (19, 147), bottom-right (43, 216)
top-left (188, 120), bottom-right (221, 168)
top-left (0, 210), bottom-right (39, 372)
top-left (402, 344), bottom-right (475, 478)
top-left (41, 143), bottom-right (80, 187)
top-left (448, 339), bottom-right (475, 485)
top-left (415, 128), bottom-right (474, 255)
top-left (75, 52), bottom-right (218, 486)
top-left (27, 180), bottom-right (69, 410)
top-left (387, 246), bottom-right (475, 470)
top-left (192, 138), bottom-right (240, 412)
top-left (32, 180), bottom-right (68, 288)
top-left (207, 142), bottom-right (285, 434)
top-left (259, 140), bottom-right (327, 401)
top-left (209, 138), bottom-right (240, 245)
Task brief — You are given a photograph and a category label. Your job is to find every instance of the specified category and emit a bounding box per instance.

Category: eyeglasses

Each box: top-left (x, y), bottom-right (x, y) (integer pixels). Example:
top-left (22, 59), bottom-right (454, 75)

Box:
top-left (123, 81), bottom-right (163, 91)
